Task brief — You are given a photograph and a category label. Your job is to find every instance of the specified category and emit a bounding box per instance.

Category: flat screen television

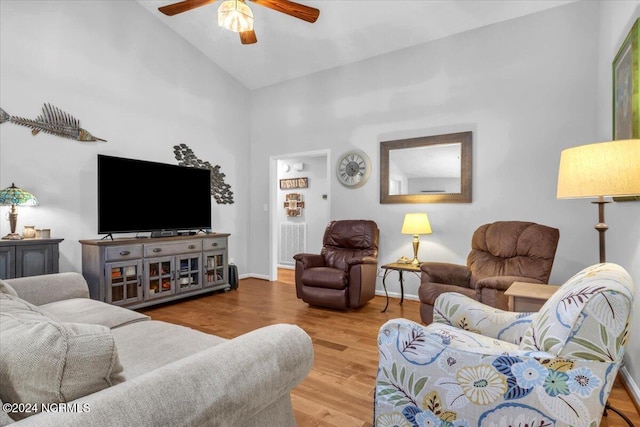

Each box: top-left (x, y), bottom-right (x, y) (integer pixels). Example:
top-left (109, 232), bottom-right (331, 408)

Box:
top-left (98, 154), bottom-right (212, 236)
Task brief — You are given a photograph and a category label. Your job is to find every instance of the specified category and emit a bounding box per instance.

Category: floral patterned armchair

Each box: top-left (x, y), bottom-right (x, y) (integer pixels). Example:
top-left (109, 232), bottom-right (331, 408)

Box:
top-left (375, 263), bottom-right (634, 427)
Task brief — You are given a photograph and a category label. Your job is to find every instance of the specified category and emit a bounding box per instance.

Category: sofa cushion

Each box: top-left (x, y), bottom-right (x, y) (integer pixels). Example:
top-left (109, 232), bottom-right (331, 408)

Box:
top-left (3, 273), bottom-right (90, 306)
top-left (40, 298), bottom-right (149, 329)
top-left (112, 320), bottom-right (226, 379)
top-left (0, 293), bottom-right (125, 420)
top-left (0, 279), bottom-right (18, 296)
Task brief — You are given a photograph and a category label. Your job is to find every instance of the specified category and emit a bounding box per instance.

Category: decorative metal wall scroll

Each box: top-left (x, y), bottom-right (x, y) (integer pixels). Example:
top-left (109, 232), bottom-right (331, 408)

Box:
top-left (284, 193), bottom-right (304, 216)
top-left (173, 143), bottom-right (234, 205)
top-left (279, 177), bottom-right (308, 190)
top-left (0, 103), bottom-right (106, 142)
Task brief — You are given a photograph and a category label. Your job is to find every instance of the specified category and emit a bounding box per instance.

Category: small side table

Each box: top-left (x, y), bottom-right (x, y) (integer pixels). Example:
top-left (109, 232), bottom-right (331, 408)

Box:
top-left (0, 238), bottom-right (64, 279)
top-left (504, 282), bottom-right (560, 312)
top-left (380, 263), bottom-right (421, 313)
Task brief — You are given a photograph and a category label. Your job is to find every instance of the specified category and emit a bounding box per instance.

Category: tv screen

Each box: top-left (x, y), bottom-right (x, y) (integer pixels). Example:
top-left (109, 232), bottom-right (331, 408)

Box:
top-left (98, 154), bottom-right (212, 235)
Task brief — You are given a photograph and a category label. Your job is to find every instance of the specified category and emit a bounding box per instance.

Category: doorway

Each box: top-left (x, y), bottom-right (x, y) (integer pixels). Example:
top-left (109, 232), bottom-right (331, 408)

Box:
top-left (269, 149), bottom-right (330, 281)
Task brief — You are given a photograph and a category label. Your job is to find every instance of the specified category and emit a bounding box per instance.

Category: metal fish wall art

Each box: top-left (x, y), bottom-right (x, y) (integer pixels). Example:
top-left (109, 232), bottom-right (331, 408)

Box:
top-left (0, 103), bottom-right (106, 142)
top-left (173, 143), bottom-right (234, 205)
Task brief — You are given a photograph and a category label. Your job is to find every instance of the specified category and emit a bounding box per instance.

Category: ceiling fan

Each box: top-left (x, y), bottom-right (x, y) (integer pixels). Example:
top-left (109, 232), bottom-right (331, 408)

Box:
top-left (158, 0), bottom-right (320, 45)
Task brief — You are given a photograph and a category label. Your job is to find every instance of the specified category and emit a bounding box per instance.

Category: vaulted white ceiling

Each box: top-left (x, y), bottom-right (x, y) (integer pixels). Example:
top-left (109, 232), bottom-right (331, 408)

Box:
top-left (138, 0), bottom-right (576, 90)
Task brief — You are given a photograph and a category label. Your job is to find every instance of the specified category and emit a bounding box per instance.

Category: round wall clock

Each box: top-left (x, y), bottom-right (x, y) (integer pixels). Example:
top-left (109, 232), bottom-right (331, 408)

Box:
top-left (336, 150), bottom-right (371, 188)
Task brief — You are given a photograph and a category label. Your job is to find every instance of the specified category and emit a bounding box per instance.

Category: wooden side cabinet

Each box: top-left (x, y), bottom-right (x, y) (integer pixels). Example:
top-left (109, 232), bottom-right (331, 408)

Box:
top-left (0, 238), bottom-right (64, 279)
top-left (80, 234), bottom-right (230, 309)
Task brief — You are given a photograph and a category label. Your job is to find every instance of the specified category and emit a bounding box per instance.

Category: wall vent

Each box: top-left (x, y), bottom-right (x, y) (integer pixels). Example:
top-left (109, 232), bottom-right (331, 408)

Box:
top-left (279, 223), bottom-right (306, 266)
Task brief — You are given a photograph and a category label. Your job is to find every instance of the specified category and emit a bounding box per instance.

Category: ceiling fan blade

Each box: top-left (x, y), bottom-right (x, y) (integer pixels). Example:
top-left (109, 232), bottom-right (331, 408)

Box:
top-left (158, 0), bottom-right (217, 16)
top-left (240, 30), bottom-right (258, 44)
top-left (251, 0), bottom-right (319, 23)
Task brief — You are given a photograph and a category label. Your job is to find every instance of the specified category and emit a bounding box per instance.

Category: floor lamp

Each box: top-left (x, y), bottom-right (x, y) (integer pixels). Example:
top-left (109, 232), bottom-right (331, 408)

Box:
top-left (557, 139), bottom-right (640, 263)
top-left (558, 139), bottom-right (640, 427)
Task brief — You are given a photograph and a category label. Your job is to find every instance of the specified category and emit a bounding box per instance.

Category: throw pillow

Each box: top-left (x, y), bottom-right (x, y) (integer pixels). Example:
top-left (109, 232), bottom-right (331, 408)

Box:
top-left (0, 293), bottom-right (125, 420)
top-left (0, 279), bottom-right (18, 296)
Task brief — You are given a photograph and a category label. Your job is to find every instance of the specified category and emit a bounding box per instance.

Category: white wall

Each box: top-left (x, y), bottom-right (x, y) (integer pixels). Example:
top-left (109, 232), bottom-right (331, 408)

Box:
top-left (0, 0), bottom-right (250, 273)
top-left (595, 0), bottom-right (640, 406)
top-left (250, 1), bottom-right (600, 303)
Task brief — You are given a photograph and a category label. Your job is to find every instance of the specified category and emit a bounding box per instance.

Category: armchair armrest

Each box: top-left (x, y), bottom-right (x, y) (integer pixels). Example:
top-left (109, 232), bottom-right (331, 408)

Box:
top-left (347, 256), bottom-right (378, 267)
top-left (5, 272), bottom-right (89, 306)
top-left (434, 292), bottom-right (536, 344)
top-left (293, 253), bottom-right (325, 269)
top-left (475, 276), bottom-right (544, 292)
top-left (17, 324), bottom-right (313, 427)
top-left (420, 262), bottom-right (471, 288)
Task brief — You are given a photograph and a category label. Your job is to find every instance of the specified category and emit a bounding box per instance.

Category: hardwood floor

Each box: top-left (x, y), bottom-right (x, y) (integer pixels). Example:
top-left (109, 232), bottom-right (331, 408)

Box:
top-left (140, 276), bottom-right (640, 427)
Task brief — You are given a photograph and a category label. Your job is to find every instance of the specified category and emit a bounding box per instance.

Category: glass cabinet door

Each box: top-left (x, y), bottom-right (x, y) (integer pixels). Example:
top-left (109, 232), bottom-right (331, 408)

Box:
top-left (177, 253), bottom-right (202, 293)
top-left (203, 250), bottom-right (226, 288)
top-left (145, 256), bottom-right (175, 299)
top-left (106, 260), bottom-right (143, 306)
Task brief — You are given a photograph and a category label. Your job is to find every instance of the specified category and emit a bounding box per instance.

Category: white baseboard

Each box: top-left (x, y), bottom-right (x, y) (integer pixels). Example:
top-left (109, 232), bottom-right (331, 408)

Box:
top-left (241, 273), bottom-right (269, 281)
top-left (375, 290), bottom-right (420, 302)
top-left (620, 366), bottom-right (640, 409)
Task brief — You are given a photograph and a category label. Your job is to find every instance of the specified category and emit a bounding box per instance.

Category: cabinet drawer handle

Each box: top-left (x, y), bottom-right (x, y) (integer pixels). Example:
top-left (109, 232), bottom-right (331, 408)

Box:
top-left (211, 242), bottom-right (218, 247)
top-left (188, 245), bottom-right (196, 250)
top-left (119, 251), bottom-right (130, 256)
top-left (153, 248), bottom-right (162, 253)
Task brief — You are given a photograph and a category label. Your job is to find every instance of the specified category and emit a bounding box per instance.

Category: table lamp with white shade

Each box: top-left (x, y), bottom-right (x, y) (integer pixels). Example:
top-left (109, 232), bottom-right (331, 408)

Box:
top-left (401, 213), bottom-right (432, 266)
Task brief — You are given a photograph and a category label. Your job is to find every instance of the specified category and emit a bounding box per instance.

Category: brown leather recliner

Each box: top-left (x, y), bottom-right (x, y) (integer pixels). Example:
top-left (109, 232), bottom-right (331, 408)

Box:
top-left (418, 221), bottom-right (559, 324)
top-left (293, 220), bottom-right (379, 310)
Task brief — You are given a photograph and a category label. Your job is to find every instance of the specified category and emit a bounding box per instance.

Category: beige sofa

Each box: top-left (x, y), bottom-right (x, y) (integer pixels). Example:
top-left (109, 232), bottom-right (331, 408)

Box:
top-left (0, 273), bottom-right (313, 426)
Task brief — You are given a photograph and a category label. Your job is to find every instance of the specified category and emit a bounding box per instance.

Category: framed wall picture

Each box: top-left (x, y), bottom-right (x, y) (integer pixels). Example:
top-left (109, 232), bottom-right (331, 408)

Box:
top-left (613, 18), bottom-right (639, 140)
top-left (284, 193), bottom-right (304, 216)
top-left (279, 177), bottom-right (308, 190)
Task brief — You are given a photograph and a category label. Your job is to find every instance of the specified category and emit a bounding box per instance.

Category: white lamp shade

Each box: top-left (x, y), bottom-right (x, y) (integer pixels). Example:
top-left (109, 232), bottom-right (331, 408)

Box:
top-left (401, 213), bottom-right (432, 235)
top-left (557, 139), bottom-right (640, 198)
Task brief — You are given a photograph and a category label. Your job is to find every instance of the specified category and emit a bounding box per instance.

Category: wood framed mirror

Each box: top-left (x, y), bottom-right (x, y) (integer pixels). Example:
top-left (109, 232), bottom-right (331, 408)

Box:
top-left (380, 131), bottom-right (472, 203)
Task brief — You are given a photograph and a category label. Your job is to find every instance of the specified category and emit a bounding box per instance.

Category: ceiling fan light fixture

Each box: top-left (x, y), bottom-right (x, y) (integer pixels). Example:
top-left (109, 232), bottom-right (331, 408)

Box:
top-left (218, 0), bottom-right (254, 33)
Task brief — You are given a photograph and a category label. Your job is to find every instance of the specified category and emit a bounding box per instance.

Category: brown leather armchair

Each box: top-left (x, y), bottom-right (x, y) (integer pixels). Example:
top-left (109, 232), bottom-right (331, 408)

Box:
top-left (418, 221), bottom-right (559, 324)
top-left (293, 220), bottom-right (379, 310)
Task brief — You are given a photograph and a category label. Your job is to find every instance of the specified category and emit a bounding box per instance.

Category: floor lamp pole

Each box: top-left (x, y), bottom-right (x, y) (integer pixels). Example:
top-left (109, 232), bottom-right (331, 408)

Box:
top-left (593, 195), bottom-right (609, 263)
top-left (594, 196), bottom-right (632, 427)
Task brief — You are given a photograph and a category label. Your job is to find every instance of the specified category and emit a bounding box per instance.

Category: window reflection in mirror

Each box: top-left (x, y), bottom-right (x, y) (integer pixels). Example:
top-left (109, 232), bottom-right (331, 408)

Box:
top-left (380, 132), bottom-right (472, 203)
